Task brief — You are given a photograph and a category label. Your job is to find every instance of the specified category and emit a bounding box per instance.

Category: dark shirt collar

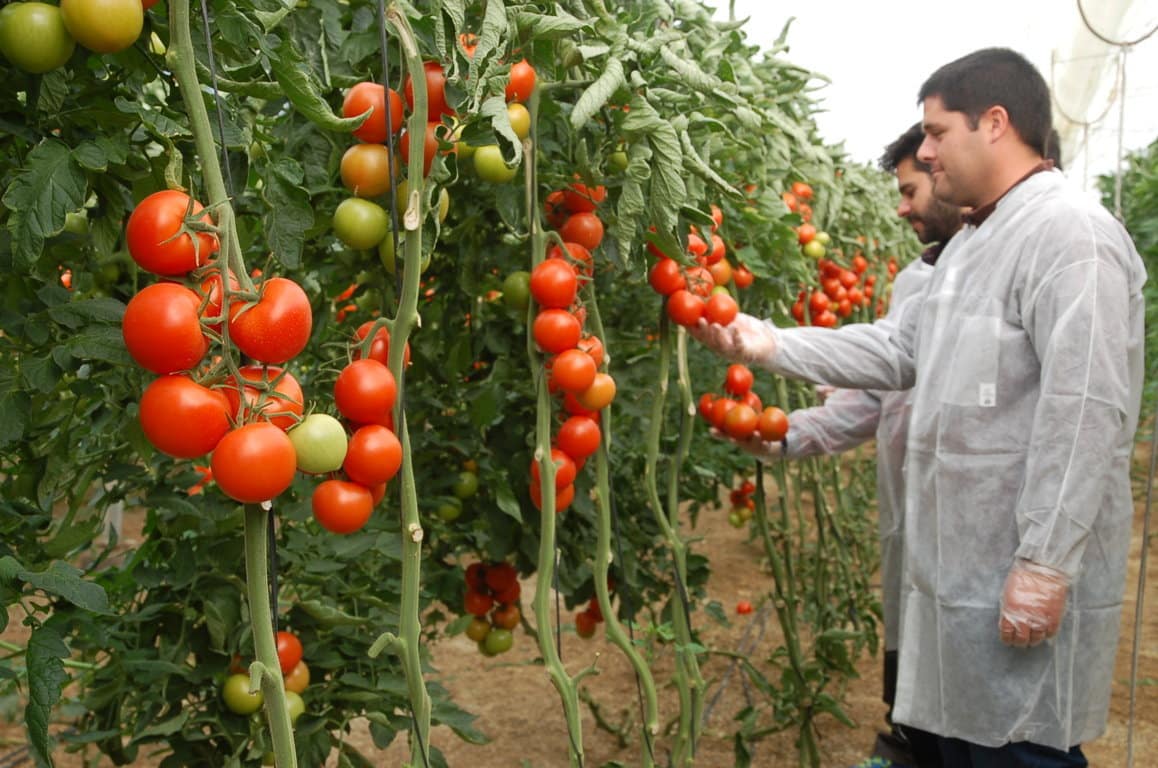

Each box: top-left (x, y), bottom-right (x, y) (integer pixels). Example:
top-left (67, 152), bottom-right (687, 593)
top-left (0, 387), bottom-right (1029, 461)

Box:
top-left (960, 160), bottom-right (1054, 228)
top-left (921, 242), bottom-right (945, 265)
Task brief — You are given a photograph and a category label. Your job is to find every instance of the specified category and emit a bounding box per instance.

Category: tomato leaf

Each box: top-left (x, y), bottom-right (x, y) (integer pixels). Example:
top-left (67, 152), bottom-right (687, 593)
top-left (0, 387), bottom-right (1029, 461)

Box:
top-left (18, 560), bottom-right (112, 614)
top-left (431, 698), bottom-right (487, 745)
top-left (570, 56), bottom-right (624, 131)
top-left (269, 39), bottom-right (368, 134)
top-left (2, 140), bottom-right (86, 269)
top-left (26, 625), bottom-right (69, 767)
top-left (47, 297), bottom-right (126, 329)
top-left (514, 9), bottom-right (591, 39)
top-left (623, 96), bottom-right (685, 233)
top-left (66, 325), bottom-right (133, 366)
top-left (0, 389), bottom-right (30, 449)
top-left (261, 158), bottom-right (314, 269)
top-left (480, 95), bottom-right (521, 166)
top-left (494, 483), bottom-right (523, 523)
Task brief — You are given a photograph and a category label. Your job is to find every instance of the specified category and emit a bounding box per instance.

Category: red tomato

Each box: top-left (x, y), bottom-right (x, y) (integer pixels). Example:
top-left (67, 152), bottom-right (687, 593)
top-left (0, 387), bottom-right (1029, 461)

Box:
top-left (465, 562), bottom-right (487, 591)
top-left (723, 403), bottom-right (758, 440)
top-left (808, 290), bottom-right (830, 316)
top-left (490, 603), bottom-right (521, 630)
top-left (211, 422), bottom-right (297, 503)
top-left (698, 392), bottom-right (717, 421)
top-left (228, 278), bottom-right (313, 364)
top-left (797, 223), bottom-right (817, 245)
top-left (342, 82), bottom-right (404, 143)
top-left (736, 600), bottom-right (753, 615)
top-left (122, 283), bottom-right (208, 374)
top-left (485, 562), bottom-right (518, 593)
top-left (685, 266), bottom-right (715, 298)
top-left (139, 375), bottom-right (231, 458)
top-left (530, 258), bottom-right (579, 309)
top-left (404, 61), bottom-right (453, 120)
top-left (704, 292), bottom-right (738, 326)
top-left (555, 416), bottom-right (600, 460)
top-left (852, 254), bottom-right (869, 274)
top-left (706, 234), bottom-right (726, 265)
top-left (648, 258), bottom-right (685, 296)
top-left (724, 364), bottom-right (754, 397)
top-left (353, 321), bottom-right (411, 368)
top-left (665, 290), bottom-right (704, 327)
top-left (813, 310), bottom-right (838, 328)
top-left (710, 398), bottom-right (737, 430)
top-left (742, 390), bottom-right (763, 412)
top-left (198, 267), bottom-right (240, 332)
top-left (544, 190), bottom-right (568, 229)
top-left (312, 479), bottom-right (374, 534)
top-left (493, 579), bottom-right (521, 605)
top-left (529, 480), bottom-right (575, 513)
top-left (549, 348), bottom-right (597, 393)
top-left (533, 309), bottom-right (581, 353)
top-left (275, 631), bottom-right (303, 676)
top-left (558, 212), bottom-right (603, 252)
top-left (530, 447), bottom-right (578, 491)
top-left (757, 407), bottom-right (789, 441)
top-left (343, 424), bottom-right (403, 486)
top-left (575, 372), bottom-right (616, 411)
top-left (125, 190), bottom-right (218, 276)
top-left (686, 232), bottom-right (708, 259)
top-left (400, 121), bottom-right (440, 177)
top-left (575, 610), bottom-right (597, 638)
top-left (505, 59), bottom-right (536, 102)
top-left (547, 242), bottom-right (594, 278)
top-left (335, 358), bottom-right (397, 425)
top-left (577, 335), bottom-right (604, 368)
top-left (340, 143), bottom-right (398, 198)
top-left (562, 181), bottom-right (606, 214)
top-left (791, 181), bottom-right (813, 201)
top-left (781, 191), bottom-right (799, 212)
top-left (732, 264), bottom-right (754, 289)
top-left (465, 590), bottom-right (493, 617)
top-left (223, 366), bottom-right (304, 431)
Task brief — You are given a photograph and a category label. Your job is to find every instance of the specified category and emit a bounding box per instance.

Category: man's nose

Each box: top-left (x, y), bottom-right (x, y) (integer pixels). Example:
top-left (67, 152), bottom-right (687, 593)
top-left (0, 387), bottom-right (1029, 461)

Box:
top-left (917, 136), bottom-right (936, 165)
top-left (897, 199), bottom-right (912, 218)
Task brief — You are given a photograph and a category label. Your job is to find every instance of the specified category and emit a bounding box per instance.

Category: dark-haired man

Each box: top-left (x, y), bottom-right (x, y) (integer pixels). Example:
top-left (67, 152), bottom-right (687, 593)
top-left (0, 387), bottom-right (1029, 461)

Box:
top-left (693, 48), bottom-right (1144, 768)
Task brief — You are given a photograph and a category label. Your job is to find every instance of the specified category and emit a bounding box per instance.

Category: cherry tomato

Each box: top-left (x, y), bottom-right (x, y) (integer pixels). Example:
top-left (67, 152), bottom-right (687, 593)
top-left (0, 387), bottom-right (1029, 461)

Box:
top-left (312, 479), bottom-right (374, 534)
top-left (274, 631), bottom-right (303, 676)
top-left (704, 292), bottom-right (738, 326)
top-left (530, 258), bottom-right (579, 309)
top-left (139, 375), bottom-right (230, 458)
top-left (490, 603), bottom-right (520, 631)
top-left (648, 258), bottom-right (686, 296)
top-left (791, 181), bottom-right (813, 201)
top-left (126, 190), bottom-right (218, 276)
top-left (530, 447), bottom-right (578, 491)
top-left (211, 423), bottom-right (297, 503)
top-left (575, 372), bottom-right (616, 411)
top-left (724, 364), bottom-right (754, 397)
top-left (575, 610), bottom-right (597, 639)
top-left (228, 277), bottom-right (313, 364)
top-left (796, 223), bottom-right (817, 245)
top-left (562, 182), bottom-right (606, 214)
top-left (577, 335), bottom-right (604, 367)
top-left (485, 562), bottom-right (518, 593)
top-left (483, 627), bottom-right (514, 655)
top-left (544, 190), bottom-right (568, 229)
top-left (723, 403), bottom-right (758, 440)
top-left (354, 321), bottom-right (411, 368)
top-left (342, 82), bottom-right (404, 143)
top-left (466, 617), bottom-right (490, 642)
top-left (465, 590), bottom-right (493, 617)
top-left (122, 283), bottom-right (208, 374)
top-left (757, 406), bottom-right (789, 441)
top-left (529, 481), bottom-right (575, 514)
top-left (732, 264), bottom-right (754, 289)
top-left (665, 289), bottom-right (704, 327)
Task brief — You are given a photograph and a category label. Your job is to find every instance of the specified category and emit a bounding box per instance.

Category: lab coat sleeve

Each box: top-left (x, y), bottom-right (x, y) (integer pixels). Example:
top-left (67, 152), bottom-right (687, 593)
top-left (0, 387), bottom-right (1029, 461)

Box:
top-left (784, 388), bottom-right (883, 459)
top-left (759, 288), bottom-right (921, 391)
top-left (1013, 222), bottom-right (1140, 578)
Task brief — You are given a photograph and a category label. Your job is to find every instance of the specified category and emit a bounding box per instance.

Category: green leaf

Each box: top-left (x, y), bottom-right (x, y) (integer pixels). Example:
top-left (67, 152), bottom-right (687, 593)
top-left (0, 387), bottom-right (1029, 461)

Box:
top-left (18, 561), bottom-right (112, 614)
top-left (431, 699), bottom-right (487, 745)
top-left (25, 625), bottom-right (69, 767)
top-left (613, 144), bottom-right (650, 260)
top-left (261, 158), bottom-right (314, 269)
top-left (514, 10), bottom-right (592, 38)
top-left (270, 38), bottom-right (368, 134)
top-left (66, 325), bottom-right (133, 365)
top-left (297, 598), bottom-right (368, 627)
top-left (571, 57), bottom-right (625, 131)
top-left (135, 710), bottom-right (190, 738)
top-left (47, 297), bottom-right (126, 330)
top-left (659, 45), bottom-right (724, 95)
top-left (679, 131), bottom-right (743, 200)
top-left (2, 140), bottom-right (87, 269)
top-left (0, 390), bottom-right (30, 449)
top-left (480, 95), bottom-right (521, 166)
top-left (494, 483), bottom-right (523, 523)
top-left (20, 355), bottom-right (58, 395)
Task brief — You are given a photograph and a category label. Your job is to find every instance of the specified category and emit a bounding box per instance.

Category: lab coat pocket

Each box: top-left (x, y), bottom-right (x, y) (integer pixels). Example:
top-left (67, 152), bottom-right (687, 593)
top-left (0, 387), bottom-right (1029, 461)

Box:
top-left (943, 315), bottom-right (1001, 407)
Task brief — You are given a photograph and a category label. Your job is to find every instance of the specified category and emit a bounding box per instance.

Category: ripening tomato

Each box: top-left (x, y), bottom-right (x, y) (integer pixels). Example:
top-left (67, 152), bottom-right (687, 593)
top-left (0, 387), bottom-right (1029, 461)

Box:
top-left (343, 82), bottom-right (404, 143)
top-left (797, 223), bottom-right (817, 245)
top-left (222, 673), bottom-right (263, 715)
top-left (558, 212), bottom-right (603, 252)
top-left (507, 101), bottom-right (531, 140)
top-left (222, 366), bottom-right (303, 431)
top-left (555, 416), bottom-right (600, 460)
top-left (709, 258), bottom-right (733, 287)
top-left (335, 358), bottom-right (397, 425)
top-left (340, 143), bottom-right (399, 198)
top-left (283, 660), bottom-right (310, 694)
top-left (312, 479), bottom-right (374, 534)
top-left (724, 364), bottom-right (754, 397)
top-left (126, 190), bottom-right (218, 276)
top-left (275, 631), bottom-right (303, 676)
top-left (482, 627), bottom-right (514, 655)
top-left (648, 258), bottom-right (686, 296)
top-left (710, 204), bottom-right (725, 231)
top-left (228, 277), bottom-right (313, 364)
top-left (139, 375), bottom-right (231, 458)
top-left (575, 372), bottom-right (616, 411)
top-left (458, 32), bottom-right (478, 58)
top-left (757, 406), bottom-right (789, 441)
top-left (0, 3), bottom-right (75, 74)
top-left (533, 309), bottom-right (581, 353)
top-left (404, 60), bottom-right (453, 120)
top-left (505, 58), bottom-right (536, 102)
top-left (60, 0), bottom-right (142, 54)
top-left (704, 292), bottom-right (738, 326)
top-left (529, 258), bottom-right (578, 309)
top-left (211, 422), bottom-right (297, 503)
top-left (123, 283), bottom-right (208, 374)
top-left (562, 181), bottom-right (606, 214)
top-left (333, 197), bottom-right (390, 250)
top-left (665, 289), bottom-right (704, 327)
top-left (723, 403), bottom-right (758, 440)
top-left (530, 448), bottom-right (577, 491)
top-left (791, 181), bottom-right (813, 201)
top-left (473, 144), bottom-right (518, 183)
top-left (550, 348), bottom-right (597, 393)
top-left (490, 603), bottom-right (520, 631)
top-left (343, 424), bottom-right (402, 486)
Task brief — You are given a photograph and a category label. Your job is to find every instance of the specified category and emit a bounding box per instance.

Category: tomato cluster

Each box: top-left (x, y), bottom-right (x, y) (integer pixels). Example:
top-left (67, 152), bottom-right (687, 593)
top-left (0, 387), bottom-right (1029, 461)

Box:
top-left (463, 562), bottom-right (522, 656)
top-left (790, 254), bottom-right (886, 328)
top-left (726, 480), bottom-right (756, 529)
top-left (647, 205), bottom-right (742, 327)
top-left (697, 364), bottom-right (789, 444)
top-left (222, 630), bottom-right (309, 723)
top-left (0, 0), bottom-right (149, 75)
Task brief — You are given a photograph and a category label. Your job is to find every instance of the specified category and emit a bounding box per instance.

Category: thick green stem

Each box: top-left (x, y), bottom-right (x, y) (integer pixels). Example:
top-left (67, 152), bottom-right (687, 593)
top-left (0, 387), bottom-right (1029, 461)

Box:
top-left (381, 8), bottom-right (432, 764)
top-left (243, 505), bottom-right (298, 768)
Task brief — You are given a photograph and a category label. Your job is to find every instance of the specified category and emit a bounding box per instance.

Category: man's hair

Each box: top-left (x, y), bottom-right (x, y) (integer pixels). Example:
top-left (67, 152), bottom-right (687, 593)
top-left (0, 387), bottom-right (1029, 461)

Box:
top-left (880, 122), bottom-right (930, 173)
top-left (1044, 127), bottom-right (1063, 170)
top-left (918, 48), bottom-right (1052, 157)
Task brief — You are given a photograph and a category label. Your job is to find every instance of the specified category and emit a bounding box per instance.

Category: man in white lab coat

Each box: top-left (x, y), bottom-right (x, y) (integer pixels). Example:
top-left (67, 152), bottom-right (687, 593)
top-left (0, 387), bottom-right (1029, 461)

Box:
top-left (696, 48), bottom-right (1145, 768)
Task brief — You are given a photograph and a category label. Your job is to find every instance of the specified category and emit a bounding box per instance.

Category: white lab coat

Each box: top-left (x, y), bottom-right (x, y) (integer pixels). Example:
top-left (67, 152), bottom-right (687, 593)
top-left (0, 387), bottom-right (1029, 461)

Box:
top-left (784, 259), bottom-right (934, 652)
top-left (759, 170), bottom-right (1145, 750)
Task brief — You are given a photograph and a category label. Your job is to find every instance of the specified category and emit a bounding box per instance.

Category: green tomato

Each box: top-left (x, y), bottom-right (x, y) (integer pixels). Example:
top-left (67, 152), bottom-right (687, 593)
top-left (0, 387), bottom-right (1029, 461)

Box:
top-left (0, 3), bottom-right (76, 74)
top-left (379, 231), bottom-right (398, 274)
top-left (802, 239), bottom-right (826, 260)
top-left (473, 145), bottom-right (518, 184)
top-left (222, 673), bottom-right (263, 715)
top-left (333, 198), bottom-right (390, 251)
top-left (452, 470), bottom-right (479, 500)
top-left (477, 639), bottom-right (497, 657)
top-left (60, 0), bottom-right (142, 54)
top-left (507, 102), bottom-right (531, 140)
top-left (727, 511), bottom-right (744, 529)
top-left (63, 210), bottom-right (89, 236)
top-left (435, 497), bottom-right (462, 522)
top-left (814, 231), bottom-right (831, 246)
top-left (437, 187), bottom-right (450, 223)
top-left (483, 628), bottom-right (514, 655)
top-left (284, 690), bottom-right (305, 724)
top-left (501, 271), bottom-right (531, 311)
top-left (607, 150), bottom-right (628, 174)
top-left (288, 414), bottom-right (348, 474)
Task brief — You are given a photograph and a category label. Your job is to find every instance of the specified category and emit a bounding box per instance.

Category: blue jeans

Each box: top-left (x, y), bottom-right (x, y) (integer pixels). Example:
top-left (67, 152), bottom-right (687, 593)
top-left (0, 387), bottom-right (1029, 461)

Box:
top-left (936, 737), bottom-right (1087, 768)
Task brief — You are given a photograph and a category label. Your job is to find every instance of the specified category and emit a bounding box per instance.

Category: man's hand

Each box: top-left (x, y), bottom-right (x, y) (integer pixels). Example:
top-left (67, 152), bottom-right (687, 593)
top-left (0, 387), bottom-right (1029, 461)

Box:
top-left (999, 560), bottom-right (1070, 648)
top-left (689, 313), bottom-right (778, 366)
top-left (708, 427), bottom-right (784, 463)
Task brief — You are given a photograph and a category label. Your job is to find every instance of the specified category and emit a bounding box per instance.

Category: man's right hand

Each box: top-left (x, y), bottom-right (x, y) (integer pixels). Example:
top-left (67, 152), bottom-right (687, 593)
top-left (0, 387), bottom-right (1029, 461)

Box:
top-left (689, 312), bottom-right (778, 366)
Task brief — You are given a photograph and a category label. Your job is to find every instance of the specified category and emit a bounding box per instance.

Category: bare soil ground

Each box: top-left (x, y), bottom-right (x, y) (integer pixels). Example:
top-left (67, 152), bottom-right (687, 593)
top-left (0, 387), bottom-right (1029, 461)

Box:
top-left (3, 468), bottom-right (1155, 767)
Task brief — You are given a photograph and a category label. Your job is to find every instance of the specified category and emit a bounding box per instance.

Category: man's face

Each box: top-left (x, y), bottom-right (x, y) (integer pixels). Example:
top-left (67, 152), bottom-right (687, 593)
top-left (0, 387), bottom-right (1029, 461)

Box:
top-left (917, 95), bottom-right (987, 207)
top-left (895, 157), bottom-right (961, 244)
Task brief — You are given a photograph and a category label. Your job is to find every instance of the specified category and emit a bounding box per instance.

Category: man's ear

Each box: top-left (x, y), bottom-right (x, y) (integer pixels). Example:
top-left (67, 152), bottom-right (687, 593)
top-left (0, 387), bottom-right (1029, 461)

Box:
top-left (982, 105), bottom-right (1011, 144)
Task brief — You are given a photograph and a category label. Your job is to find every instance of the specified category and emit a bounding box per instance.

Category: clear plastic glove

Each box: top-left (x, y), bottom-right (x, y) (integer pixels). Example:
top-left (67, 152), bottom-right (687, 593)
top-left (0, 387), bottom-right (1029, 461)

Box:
top-left (708, 427), bottom-right (784, 463)
top-left (814, 384), bottom-right (837, 403)
top-left (689, 313), bottom-right (778, 366)
top-left (998, 559), bottom-right (1070, 648)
